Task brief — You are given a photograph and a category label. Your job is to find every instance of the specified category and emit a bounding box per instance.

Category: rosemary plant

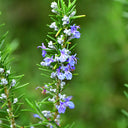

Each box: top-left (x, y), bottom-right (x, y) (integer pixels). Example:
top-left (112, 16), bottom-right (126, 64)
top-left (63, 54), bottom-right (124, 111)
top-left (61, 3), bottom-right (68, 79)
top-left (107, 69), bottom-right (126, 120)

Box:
top-left (26, 0), bottom-right (85, 128)
top-left (0, 13), bottom-right (28, 128)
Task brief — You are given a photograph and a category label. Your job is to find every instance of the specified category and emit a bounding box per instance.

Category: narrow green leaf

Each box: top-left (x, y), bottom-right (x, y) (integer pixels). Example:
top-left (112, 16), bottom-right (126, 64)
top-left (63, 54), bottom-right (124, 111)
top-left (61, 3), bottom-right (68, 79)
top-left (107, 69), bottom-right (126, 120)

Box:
top-left (45, 39), bottom-right (49, 43)
top-left (64, 124), bottom-right (70, 128)
top-left (0, 110), bottom-right (6, 113)
top-left (51, 17), bottom-right (58, 23)
top-left (13, 83), bottom-right (29, 90)
top-left (0, 123), bottom-right (10, 128)
top-left (39, 67), bottom-right (52, 72)
top-left (69, 43), bottom-right (77, 51)
top-left (122, 109), bottom-right (128, 117)
top-left (55, 28), bottom-right (62, 37)
top-left (0, 39), bottom-right (5, 49)
top-left (68, 0), bottom-right (77, 11)
top-left (58, 0), bottom-right (60, 9)
top-left (2, 53), bottom-right (10, 63)
top-left (1, 101), bottom-right (7, 108)
top-left (70, 15), bottom-right (86, 20)
top-left (14, 104), bottom-right (22, 115)
top-left (48, 32), bottom-right (56, 35)
top-left (60, 0), bottom-right (65, 13)
top-left (115, 0), bottom-right (128, 4)
top-left (21, 109), bottom-right (34, 113)
top-left (25, 99), bottom-right (35, 110)
top-left (0, 23), bottom-right (5, 28)
top-left (67, 5), bottom-right (76, 15)
top-left (124, 84), bottom-right (128, 88)
top-left (41, 73), bottom-right (50, 78)
top-left (10, 74), bottom-right (24, 79)
top-left (0, 118), bottom-right (9, 122)
top-left (39, 96), bottom-right (49, 104)
top-left (73, 73), bottom-right (78, 76)
top-left (47, 35), bottom-right (56, 42)
top-left (0, 31), bottom-right (8, 42)
top-left (124, 91), bottom-right (128, 98)
top-left (25, 122), bottom-right (48, 127)
top-left (69, 122), bottom-right (75, 128)
top-left (68, 0), bottom-right (71, 7)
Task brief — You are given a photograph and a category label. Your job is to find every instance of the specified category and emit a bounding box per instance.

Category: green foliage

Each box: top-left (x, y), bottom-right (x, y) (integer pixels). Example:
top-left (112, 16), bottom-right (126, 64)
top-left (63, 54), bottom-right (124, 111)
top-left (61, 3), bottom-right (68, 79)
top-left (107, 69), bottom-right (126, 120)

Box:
top-left (0, 0), bottom-right (127, 128)
top-left (0, 14), bottom-right (28, 128)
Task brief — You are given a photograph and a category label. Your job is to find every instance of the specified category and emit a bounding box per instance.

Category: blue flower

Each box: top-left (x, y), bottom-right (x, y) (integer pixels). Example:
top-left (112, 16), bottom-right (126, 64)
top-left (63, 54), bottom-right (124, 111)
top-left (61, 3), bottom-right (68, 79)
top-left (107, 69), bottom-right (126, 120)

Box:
top-left (66, 101), bottom-right (75, 109)
top-left (41, 56), bottom-right (54, 66)
top-left (65, 96), bottom-right (75, 109)
top-left (74, 31), bottom-right (81, 39)
top-left (71, 24), bottom-right (80, 33)
top-left (33, 114), bottom-right (41, 119)
top-left (37, 43), bottom-right (47, 57)
top-left (59, 48), bottom-right (70, 62)
top-left (42, 50), bottom-right (46, 58)
top-left (61, 64), bottom-right (70, 71)
top-left (56, 96), bottom-right (75, 114)
top-left (65, 71), bottom-right (72, 80)
top-left (68, 55), bottom-right (77, 67)
top-left (57, 72), bottom-right (65, 80)
top-left (56, 102), bottom-right (66, 113)
top-left (56, 69), bottom-right (65, 80)
top-left (71, 24), bottom-right (81, 39)
top-left (62, 16), bottom-right (70, 25)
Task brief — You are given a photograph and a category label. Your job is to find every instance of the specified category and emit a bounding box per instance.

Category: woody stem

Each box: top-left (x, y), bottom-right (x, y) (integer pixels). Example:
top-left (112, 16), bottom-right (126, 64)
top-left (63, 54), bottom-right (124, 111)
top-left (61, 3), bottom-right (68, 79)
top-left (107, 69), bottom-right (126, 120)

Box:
top-left (4, 86), bottom-right (16, 128)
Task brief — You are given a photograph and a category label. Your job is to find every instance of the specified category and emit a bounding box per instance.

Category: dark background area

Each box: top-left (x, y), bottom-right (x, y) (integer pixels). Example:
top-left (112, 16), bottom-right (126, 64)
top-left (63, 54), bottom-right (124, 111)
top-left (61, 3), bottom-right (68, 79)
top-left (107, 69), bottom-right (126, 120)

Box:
top-left (0, 0), bottom-right (128, 127)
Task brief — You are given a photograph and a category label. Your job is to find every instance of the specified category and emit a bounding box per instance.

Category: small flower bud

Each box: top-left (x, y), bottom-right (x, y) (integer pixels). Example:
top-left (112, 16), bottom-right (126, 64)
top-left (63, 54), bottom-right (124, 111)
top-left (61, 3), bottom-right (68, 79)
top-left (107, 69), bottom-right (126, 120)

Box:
top-left (13, 98), bottom-right (18, 104)
top-left (11, 79), bottom-right (16, 87)
top-left (0, 78), bottom-right (8, 85)
top-left (0, 68), bottom-right (4, 73)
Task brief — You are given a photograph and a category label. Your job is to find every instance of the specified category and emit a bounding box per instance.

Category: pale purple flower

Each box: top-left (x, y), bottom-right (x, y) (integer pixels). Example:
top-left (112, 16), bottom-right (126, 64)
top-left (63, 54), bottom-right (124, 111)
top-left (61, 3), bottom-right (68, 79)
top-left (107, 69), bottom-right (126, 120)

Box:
top-left (71, 24), bottom-right (80, 33)
top-left (70, 11), bottom-right (76, 17)
top-left (64, 29), bottom-right (71, 36)
top-left (57, 72), bottom-right (65, 80)
top-left (37, 43), bottom-right (47, 57)
top-left (65, 71), bottom-right (72, 80)
top-left (67, 54), bottom-right (77, 67)
top-left (48, 41), bottom-right (55, 49)
top-left (71, 24), bottom-right (81, 39)
top-left (66, 101), bottom-right (75, 109)
top-left (41, 56), bottom-right (54, 66)
top-left (56, 102), bottom-right (66, 113)
top-left (61, 64), bottom-right (70, 71)
top-left (51, 72), bottom-right (56, 78)
top-left (42, 110), bottom-right (52, 118)
top-left (59, 48), bottom-right (70, 62)
top-left (0, 78), bottom-right (8, 85)
top-left (58, 35), bottom-right (64, 44)
top-left (62, 16), bottom-right (70, 25)
top-left (51, 2), bottom-right (58, 9)
top-left (33, 114), bottom-right (41, 119)
top-left (56, 96), bottom-right (75, 113)
top-left (11, 79), bottom-right (16, 87)
top-left (0, 68), bottom-right (4, 73)
top-left (74, 31), bottom-right (81, 38)
top-left (50, 22), bottom-right (58, 31)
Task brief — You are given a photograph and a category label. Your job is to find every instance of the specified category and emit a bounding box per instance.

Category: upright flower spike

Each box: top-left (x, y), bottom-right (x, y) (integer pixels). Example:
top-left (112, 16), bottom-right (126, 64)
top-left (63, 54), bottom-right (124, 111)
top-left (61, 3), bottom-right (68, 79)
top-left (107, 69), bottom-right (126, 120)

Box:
top-left (28, 0), bottom-right (85, 127)
top-left (0, 15), bottom-right (28, 128)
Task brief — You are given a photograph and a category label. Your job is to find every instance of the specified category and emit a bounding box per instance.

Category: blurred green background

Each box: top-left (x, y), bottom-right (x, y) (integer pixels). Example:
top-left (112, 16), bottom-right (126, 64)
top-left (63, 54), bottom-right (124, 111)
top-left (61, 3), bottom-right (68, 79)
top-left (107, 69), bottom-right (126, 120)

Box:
top-left (0, 0), bottom-right (128, 128)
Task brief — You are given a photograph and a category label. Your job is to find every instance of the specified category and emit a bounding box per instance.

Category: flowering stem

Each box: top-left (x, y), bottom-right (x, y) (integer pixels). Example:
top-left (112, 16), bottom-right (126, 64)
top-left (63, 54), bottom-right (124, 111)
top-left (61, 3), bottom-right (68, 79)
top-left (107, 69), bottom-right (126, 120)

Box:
top-left (4, 86), bottom-right (16, 128)
top-left (54, 79), bottom-right (61, 119)
top-left (32, 0), bottom-right (85, 127)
